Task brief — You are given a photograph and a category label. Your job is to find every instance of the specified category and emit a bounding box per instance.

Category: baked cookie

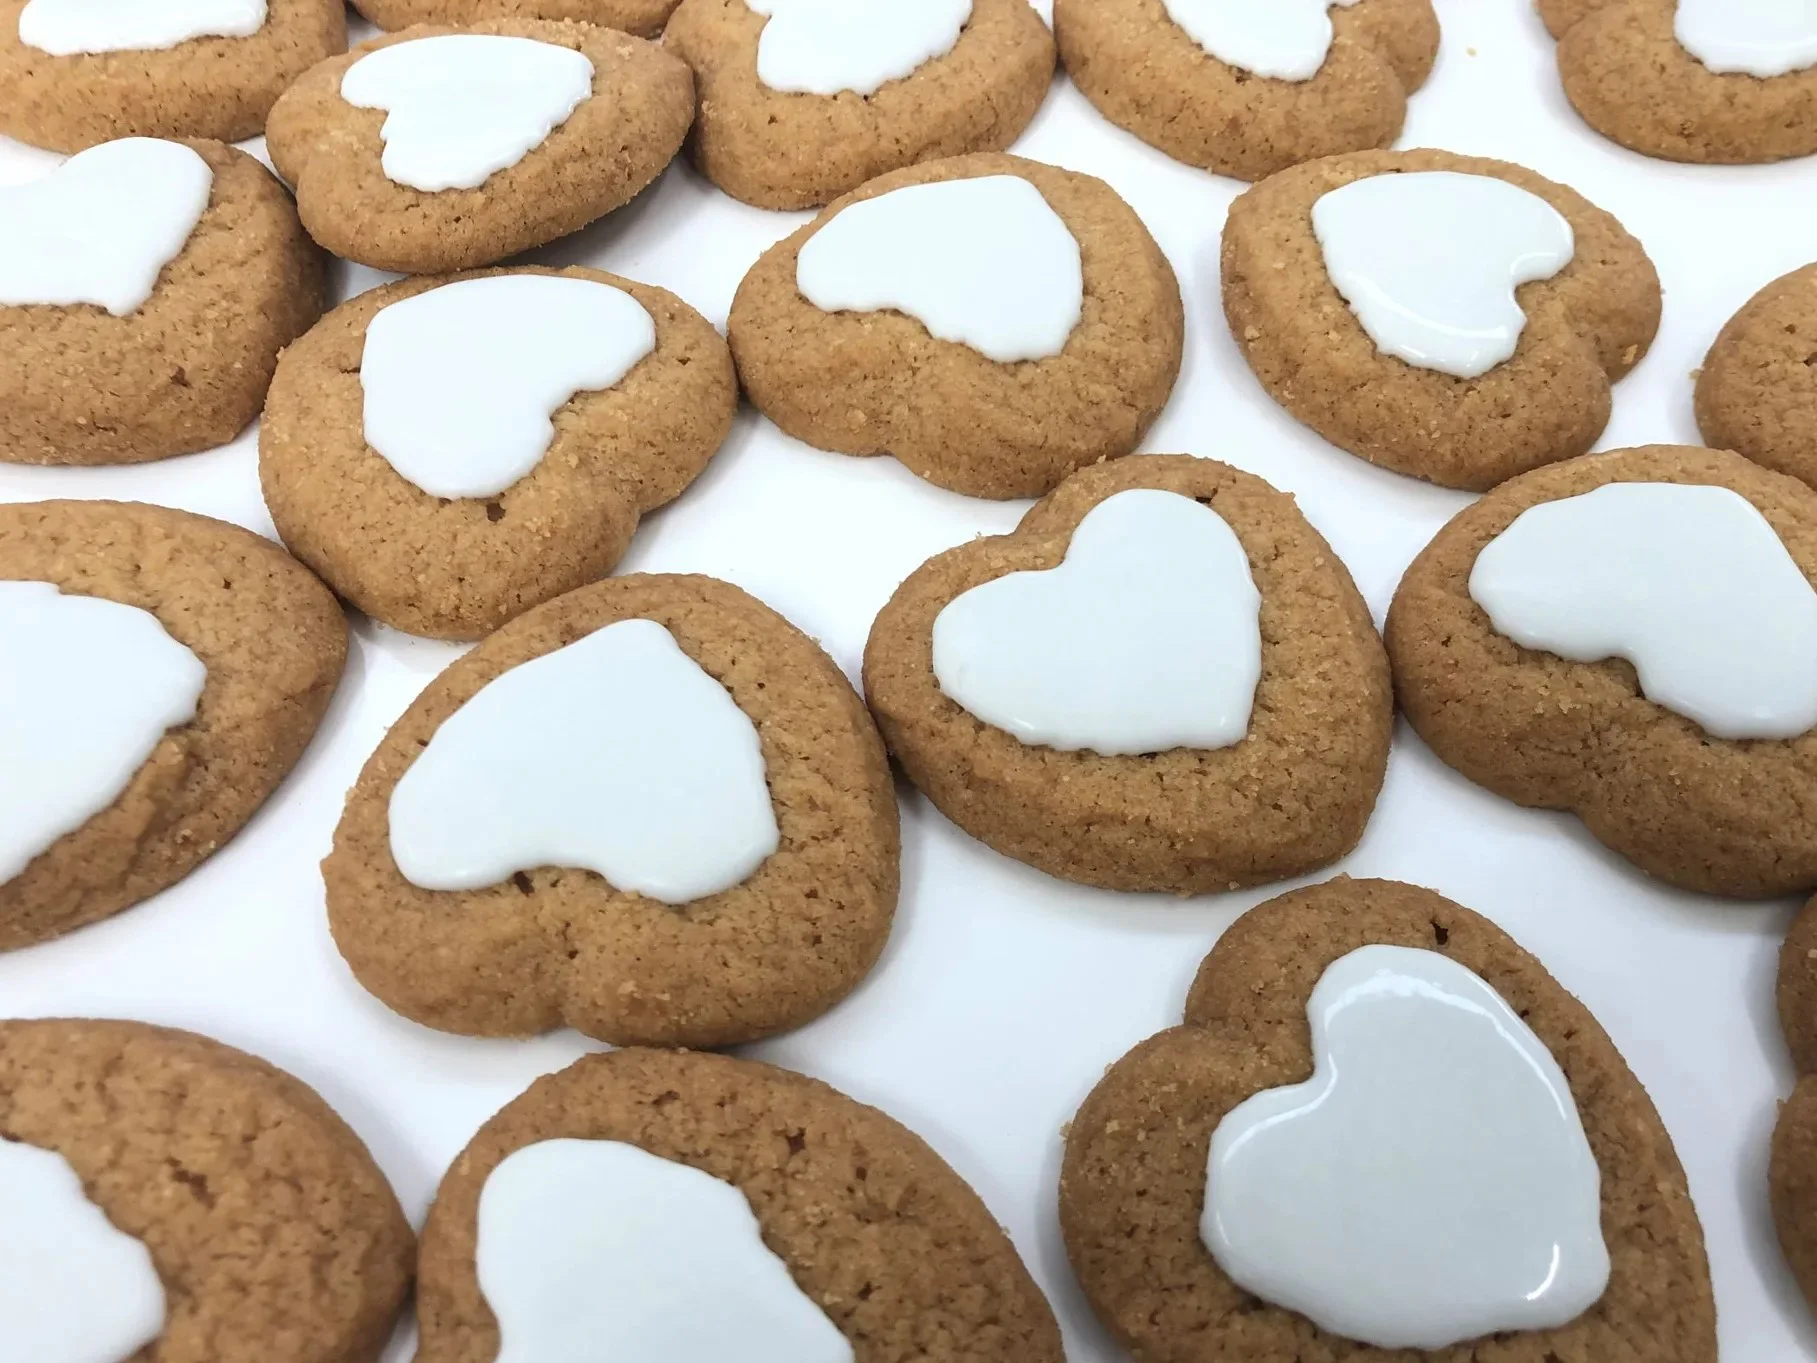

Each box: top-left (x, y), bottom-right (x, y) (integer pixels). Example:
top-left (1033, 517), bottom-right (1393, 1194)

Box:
top-left (0, 137), bottom-right (324, 466)
top-left (1223, 148), bottom-right (1659, 491)
top-left (1388, 444), bottom-right (1817, 898)
top-left (864, 455), bottom-right (1391, 893)
top-left (662, 0), bottom-right (1054, 211)
top-left (1061, 876), bottom-right (1716, 1362)
top-left (0, 0), bottom-right (343, 150)
top-left (1054, 0), bottom-right (1440, 182)
top-left (325, 573), bottom-right (898, 1047)
top-left (1547, 0), bottom-right (1817, 164)
top-left (1775, 897), bottom-right (1817, 1317)
top-left (0, 500), bottom-right (346, 952)
top-left (261, 266), bottom-right (736, 641)
top-left (415, 1046), bottom-right (1062, 1361)
top-left (265, 20), bottom-right (693, 274)
top-left (0, 1017), bottom-right (412, 1363)
top-left (1696, 263), bottom-right (1817, 490)
top-left (729, 152), bottom-right (1182, 500)
top-left (354, 0), bottom-right (679, 37)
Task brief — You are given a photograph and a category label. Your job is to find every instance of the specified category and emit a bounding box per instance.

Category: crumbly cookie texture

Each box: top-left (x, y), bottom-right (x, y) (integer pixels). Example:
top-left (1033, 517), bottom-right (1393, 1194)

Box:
top-left (1061, 876), bottom-right (1717, 1363)
top-left (864, 455), bottom-right (1392, 893)
top-left (1776, 899), bottom-right (1817, 1319)
top-left (1696, 264), bottom-right (1817, 490)
top-left (0, 1017), bottom-right (413, 1363)
top-left (0, 499), bottom-right (347, 952)
top-left (1222, 147), bottom-right (1659, 491)
top-left (663, 0), bottom-right (1054, 211)
top-left (265, 19), bottom-right (693, 274)
top-left (354, 0), bottom-right (678, 37)
top-left (1387, 444), bottom-right (1817, 898)
top-left (1054, 0), bottom-right (1439, 181)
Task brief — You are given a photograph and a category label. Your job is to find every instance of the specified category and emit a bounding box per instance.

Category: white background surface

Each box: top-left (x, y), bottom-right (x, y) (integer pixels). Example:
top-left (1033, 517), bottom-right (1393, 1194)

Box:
top-left (0, 1), bottom-right (1811, 1358)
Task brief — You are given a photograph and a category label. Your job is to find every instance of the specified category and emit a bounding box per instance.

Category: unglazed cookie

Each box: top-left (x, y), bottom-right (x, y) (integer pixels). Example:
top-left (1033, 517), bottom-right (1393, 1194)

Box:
top-left (1061, 876), bottom-right (1716, 1362)
top-left (325, 574), bottom-right (898, 1047)
top-left (1775, 897), bottom-right (1817, 1318)
top-left (729, 153), bottom-right (1182, 500)
top-left (265, 20), bottom-right (693, 274)
top-left (662, 0), bottom-right (1054, 211)
top-left (354, 0), bottom-right (679, 36)
top-left (865, 456), bottom-right (1391, 893)
top-left (0, 0), bottom-right (343, 149)
top-left (1547, 0), bottom-right (1817, 163)
top-left (0, 1017), bottom-right (412, 1363)
top-left (414, 1047), bottom-right (1062, 1362)
top-left (1054, 0), bottom-right (1439, 181)
top-left (261, 266), bottom-right (736, 641)
top-left (1696, 263), bottom-right (1817, 490)
top-left (1387, 444), bottom-right (1817, 898)
top-left (1223, 148), bottom-right (1659, 490)
top-left (0, 138), bottom-right (324, 466)
top-left (0, 500), bottom-right (346, 952)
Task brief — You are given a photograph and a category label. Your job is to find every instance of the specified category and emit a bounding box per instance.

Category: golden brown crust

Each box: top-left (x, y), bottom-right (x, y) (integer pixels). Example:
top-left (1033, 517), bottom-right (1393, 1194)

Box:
top-left (1696, 263), bottom-right (1817, 490)
top-left (1775, 906), bottom-right (1817, 1317)
top-left (354, 0), bottom-right (679, 37)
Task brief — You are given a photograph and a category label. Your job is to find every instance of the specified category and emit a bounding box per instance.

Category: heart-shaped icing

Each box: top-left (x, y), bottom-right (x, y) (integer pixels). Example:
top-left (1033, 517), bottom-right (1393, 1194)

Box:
top-left (0, 138), bottom-right (212, 318)
top-left (1676, 0), bottom-right (1817, 78)
top-left (477, 1139), bottom-right (852, 1363)
top-left (0, 581), bottom-right (206, 885)
top-left (360, 275), bottom-right (657, 500)
top-left (795, 174), bottom-right (1083, 365)
top-left (1160, 0), bottom-right (1361, 81)
top-left (1312, 170), bottom-right (1576, 379)
top-left (339, 35), bottom-right (596, 193)
top-left (744, 0), bottom-right (970, 96)
top-left (387, 618), bottom-right (779, 903)
top-left (1469, 480), bottom-right (1817, 740)
top-left (931, 488), bottom-right (1261, 755)
top-left (17, 0), bottom-right (264, 56)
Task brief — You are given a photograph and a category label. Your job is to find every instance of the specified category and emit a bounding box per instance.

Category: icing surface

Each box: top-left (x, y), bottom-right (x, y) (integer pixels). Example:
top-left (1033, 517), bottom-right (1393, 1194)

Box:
top-left (18, 0), bottom-right (265, 55)
top-left (1675, 0), bottom-right (1817, 78)
top-left (743, 0), bottom-right (971, 95)
top-left (1160, 0), bottom-right (1363, 81)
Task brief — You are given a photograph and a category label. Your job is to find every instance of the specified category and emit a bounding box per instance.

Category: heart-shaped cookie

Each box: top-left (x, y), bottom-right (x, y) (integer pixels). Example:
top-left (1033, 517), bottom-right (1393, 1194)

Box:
top-left (17, 0), bottom-right (265, 56)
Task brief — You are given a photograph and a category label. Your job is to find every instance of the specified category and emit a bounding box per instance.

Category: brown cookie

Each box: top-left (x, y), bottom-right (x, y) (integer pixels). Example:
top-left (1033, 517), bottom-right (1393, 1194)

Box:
top-left (864, 455), bottom-right (1392, 893)
top-left (662, 0), bottom-right (1054, 211)
top-left (1060, 876), bottom-right (1716, 1363)
top-left (325, 573), bottom-right (899, 1047)
top-left (1387, 444), bottom-right (1817, 898)
top-left (1696, 263), bottom-right (1817, 490)
top-left (1223, 148), bottom-right (1659, 491)
top-left (729, 152), bottom-right (1183, 500)
top-left (0, 0), bottom-right (344, 150)
top-left (265, 20), bottom-right (693, 274)
top-left (260, 265), bottom-right (736, 641)
top-left (1774, 898), bottom-right (1817, 1318)
top-left (415, 1047), bottom-right (1062, 1362)
top-left (1549, 0), bottom-right (1817, 163)
top-left (1053, 0), bottom-right (1439, 182)
top-left (1, 138), bottom-right (324, 467)
top-left (354, 0), bottom-right (679, 37)
top-left (0, 1017), bottom-right (413, 1363)
top-left (0, 500), bottom-right (347, 952)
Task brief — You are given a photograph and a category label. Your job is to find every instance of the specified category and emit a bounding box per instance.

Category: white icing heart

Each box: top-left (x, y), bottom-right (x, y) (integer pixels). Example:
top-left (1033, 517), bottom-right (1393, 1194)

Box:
top-left (388, 618), bottom-right (779, 904)
top-left (0, 138), bottom-right (212, 318)
top-left (1161, 0), bottom-right (1362, 81)
top-left (361, 275), bottom-right (657, 500)
top-left (1676, 0), bottom-right (1817, 78)
top-left (0, 1138), bottom-right (167, 1363)
top-left (1312, 170), bottom-right (1576, 379)
top-left (795, 175), bottom-right (1083, 364)
top-left (18, 0), bottom-right (264, 55)
top-left (477, 1140), bottom-right (852, 1363)
top-left (1203, 945), bottom-right (1609, 1350)
top-left (340, 35), bottom-right (595, 193)
top-left (1469, 480), bottom-right (1817, 741)
top-left (931, 489), bottom-right (1262, 756)
top-left (0, 581), bottom-right (206, 886)
top-left (743, 0), bottom-right (971, 96)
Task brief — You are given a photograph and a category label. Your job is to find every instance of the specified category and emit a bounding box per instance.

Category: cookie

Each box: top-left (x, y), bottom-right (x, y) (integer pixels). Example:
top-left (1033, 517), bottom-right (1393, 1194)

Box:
top-left (728, 152), bottom-right (1182, 500)
top-left (662, 0), bottom-right (1054, 211)
top-left (864, 455), bottom-right (1391, 893)
top-left (354, 0), bottom-right (679, 37)
top-left (1695, 263), bottom-right (1817, 491)
top-left (0, 0), bottom-right (344, 150)
top-left (1775, 898), bottom-right (1817, 1318)
top-left (0, 1017), bottom-right (413, 1363)
top-left (0, 500), bottom-right (347, 952)
top-left (1053, 0), bottom-right (1440, 182)
top-left (0, 137), bottom-right (324, 466)
top-left (1222, 148), bottom-right (1659, 491)
top-left (265, 20), bottom-right (693, 274)
top-left (1387, 444), bottom-right (1817, 898)
top-left (261, 266), bottom-right (736, 641)
top-left (413, 1046), bottom-right (1062, 1361)
top-left (1547, 0), bottom-right (1817, 164)
top-left (325, 573), bottom-right (898, 1047)
top-left (1060, 876), bottom-right (1716, 1361)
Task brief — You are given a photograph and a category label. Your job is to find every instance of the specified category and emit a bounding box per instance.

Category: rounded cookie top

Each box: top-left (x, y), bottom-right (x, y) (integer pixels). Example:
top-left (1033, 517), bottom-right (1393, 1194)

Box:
top-left (863, 454), bottom-right (1392, 893)
top-left (1696, 262), bottom-right (1817, 491)
top-left (1775, 898), bottom-right (1817, 1319)
top-left (353, 0), bottom-right (680, 37)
